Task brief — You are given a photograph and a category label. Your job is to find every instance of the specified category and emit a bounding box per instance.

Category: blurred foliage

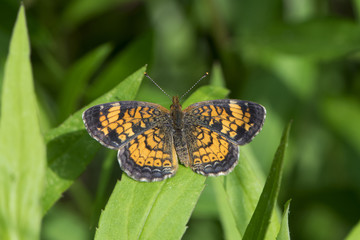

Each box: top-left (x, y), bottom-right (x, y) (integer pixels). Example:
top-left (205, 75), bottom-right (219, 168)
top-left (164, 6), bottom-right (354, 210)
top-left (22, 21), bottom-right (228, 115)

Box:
top-left (1, 0), bottom-right (360, 239)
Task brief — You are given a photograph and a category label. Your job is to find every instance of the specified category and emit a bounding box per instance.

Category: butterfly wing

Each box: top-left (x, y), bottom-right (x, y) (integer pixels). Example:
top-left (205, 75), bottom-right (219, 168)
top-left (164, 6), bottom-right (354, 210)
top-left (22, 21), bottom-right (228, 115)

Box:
top-left (82, 101), bottom-right (170, 150)
top-left (184, 99), bottom-right (266, 145)
top-left (183, 99), bottom-right (265, 176)
top-left (118, 127), bottom-right (178, 182)
top-left (83, 101), bottom-right (176, 181)
top-left (185, 125), bottom-right (239, 176)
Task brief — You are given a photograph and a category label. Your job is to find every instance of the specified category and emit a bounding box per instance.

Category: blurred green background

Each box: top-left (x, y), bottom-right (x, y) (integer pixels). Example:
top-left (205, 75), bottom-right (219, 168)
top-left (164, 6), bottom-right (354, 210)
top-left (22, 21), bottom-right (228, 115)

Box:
top-left (1, 0), bottom-right (360, 239)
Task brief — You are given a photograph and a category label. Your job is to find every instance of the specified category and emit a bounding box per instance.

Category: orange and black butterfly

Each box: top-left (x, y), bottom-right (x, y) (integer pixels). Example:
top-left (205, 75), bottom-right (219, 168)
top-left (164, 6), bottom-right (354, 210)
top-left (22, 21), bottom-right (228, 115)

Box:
top-left (83, 73), bottom-right (266, 182)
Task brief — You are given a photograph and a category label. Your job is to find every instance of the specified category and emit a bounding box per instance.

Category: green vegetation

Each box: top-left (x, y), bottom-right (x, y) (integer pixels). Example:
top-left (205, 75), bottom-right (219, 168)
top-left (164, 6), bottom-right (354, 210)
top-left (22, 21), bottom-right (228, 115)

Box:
top-left (1, 1), bottom-right (360, 239)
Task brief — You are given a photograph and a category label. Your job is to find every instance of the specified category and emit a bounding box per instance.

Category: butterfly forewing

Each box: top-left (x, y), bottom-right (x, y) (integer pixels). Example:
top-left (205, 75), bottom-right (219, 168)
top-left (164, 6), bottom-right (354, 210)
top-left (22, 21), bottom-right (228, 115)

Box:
top-left (82, 101), bottom-right (170, 149)
top-left (184, 99), bottom-right (266, 145)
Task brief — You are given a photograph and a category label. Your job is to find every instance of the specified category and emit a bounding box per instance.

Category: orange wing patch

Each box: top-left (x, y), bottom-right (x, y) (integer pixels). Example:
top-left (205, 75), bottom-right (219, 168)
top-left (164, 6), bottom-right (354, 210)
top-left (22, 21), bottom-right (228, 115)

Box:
top-left (228, 103), bottom-right (254, 131)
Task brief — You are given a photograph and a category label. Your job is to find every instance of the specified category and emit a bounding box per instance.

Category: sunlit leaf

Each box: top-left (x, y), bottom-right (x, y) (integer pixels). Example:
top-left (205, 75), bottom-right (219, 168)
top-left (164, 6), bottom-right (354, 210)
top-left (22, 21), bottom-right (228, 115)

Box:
top-left (0, 5), bottom-right (46, 239)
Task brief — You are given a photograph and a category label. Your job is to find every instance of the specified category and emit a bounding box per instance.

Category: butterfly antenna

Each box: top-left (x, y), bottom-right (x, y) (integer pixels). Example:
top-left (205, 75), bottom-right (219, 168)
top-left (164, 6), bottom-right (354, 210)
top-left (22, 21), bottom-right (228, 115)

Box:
top-left (144, 72), bottom-right (172, 100)
top-left (179, 72), bottom-right (208, 101)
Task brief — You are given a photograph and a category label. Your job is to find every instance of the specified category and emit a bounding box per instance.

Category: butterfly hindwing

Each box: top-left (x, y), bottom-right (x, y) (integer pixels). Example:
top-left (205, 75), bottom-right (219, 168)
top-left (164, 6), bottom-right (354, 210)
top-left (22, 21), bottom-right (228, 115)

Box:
top-left (118, 127), bottom-right (178, 182)
top-left (186, 125), bottom-right (239, 176)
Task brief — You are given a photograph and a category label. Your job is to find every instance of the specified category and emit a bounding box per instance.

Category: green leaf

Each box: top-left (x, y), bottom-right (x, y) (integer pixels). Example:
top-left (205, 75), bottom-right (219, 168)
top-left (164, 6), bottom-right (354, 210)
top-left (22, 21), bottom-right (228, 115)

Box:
top-left (58, 43), bottom-right (112, 122)
top-left (243, 121), bottom-right (292, 240)
top-left (95, 168), bottom-right (205, 240)
top-left (42, 66), bottom-right (146, 213)
top-left (95, 85), bottom-right (229, 240)
top-left (276, 200), bottom-right (291, 240)
top-left (0, 5), bottom-right (46, 239)
top-left (345, 220), bottom-right (360, 240)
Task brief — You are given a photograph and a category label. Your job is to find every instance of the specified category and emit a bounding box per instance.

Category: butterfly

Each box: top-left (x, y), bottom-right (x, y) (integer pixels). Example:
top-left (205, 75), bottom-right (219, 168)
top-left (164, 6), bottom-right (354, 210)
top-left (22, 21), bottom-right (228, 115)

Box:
top-left (82, 73), bottom-right (266, 182)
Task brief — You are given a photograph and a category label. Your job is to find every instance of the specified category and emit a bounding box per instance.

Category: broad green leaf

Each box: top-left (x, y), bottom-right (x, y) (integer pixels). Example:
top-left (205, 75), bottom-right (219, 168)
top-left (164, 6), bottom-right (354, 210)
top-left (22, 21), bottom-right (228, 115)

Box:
top-left (345, 220), bottom-right (360, 240)
top-left (0, 5), bottom-right (46, 239)
top-left (58, 43), bottom-right (112, 122)
top-left (95, 167), bottom-right (205, 240)
top-left (243, 122), bottom-right (292, 240)
top-left (42, 66), bottom-right (146, 213)
top-left (95, 85), bottom-right (229, 240)
top-left (276, 200), bottom-right (291, 240)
